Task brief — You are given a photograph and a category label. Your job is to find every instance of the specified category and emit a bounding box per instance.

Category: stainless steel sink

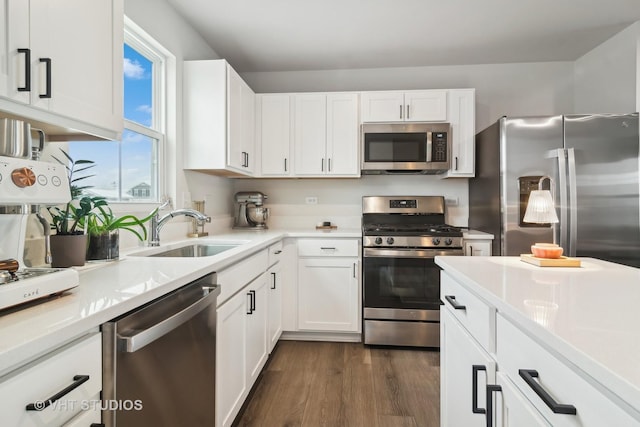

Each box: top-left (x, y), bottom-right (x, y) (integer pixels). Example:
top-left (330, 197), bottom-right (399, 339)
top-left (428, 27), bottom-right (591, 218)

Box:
top-left (148, 244), bottom-right (240, 258)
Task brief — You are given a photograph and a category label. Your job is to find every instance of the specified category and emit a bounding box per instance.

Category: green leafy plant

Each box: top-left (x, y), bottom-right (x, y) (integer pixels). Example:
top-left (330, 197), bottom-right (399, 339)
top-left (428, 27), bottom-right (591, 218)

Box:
top-left (47, 149), bottom-right (105, 235)
top-left (83, 205), bottom-right (157, 241)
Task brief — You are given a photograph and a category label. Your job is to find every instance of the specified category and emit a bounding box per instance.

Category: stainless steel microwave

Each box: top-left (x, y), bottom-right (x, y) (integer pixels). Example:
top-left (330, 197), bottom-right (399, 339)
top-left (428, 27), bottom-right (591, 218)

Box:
top-left (361, 123), bottom-right (451, 174)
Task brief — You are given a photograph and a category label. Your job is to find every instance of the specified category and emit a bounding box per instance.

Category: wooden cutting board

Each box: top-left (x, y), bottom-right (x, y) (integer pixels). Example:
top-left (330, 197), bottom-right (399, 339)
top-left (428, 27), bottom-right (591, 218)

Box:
top-left (520, 254), bottom-right (582, 267)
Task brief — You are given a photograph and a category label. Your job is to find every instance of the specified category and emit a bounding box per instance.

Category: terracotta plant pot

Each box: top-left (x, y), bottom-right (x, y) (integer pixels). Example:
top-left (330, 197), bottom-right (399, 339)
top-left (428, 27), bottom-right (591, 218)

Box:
top-left (50, 233), bottom-right (88, 268)
top-left (87, 230), bottom-right (119, 261)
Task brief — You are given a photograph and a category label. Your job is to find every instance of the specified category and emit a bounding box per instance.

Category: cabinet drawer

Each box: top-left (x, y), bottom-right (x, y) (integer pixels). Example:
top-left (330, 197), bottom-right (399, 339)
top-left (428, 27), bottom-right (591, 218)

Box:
top-left (267, 240), bottom-right (283, 266)
top-left (217, 250), bottom-right (268, 305)
top-left (497, 315), bottom-right (639, 426)
top-left (441, 272), bottom-right (495, 353)
top-left (62, 405), bottom-right (101, 426)
top-left (0, 333), bottom-right (102, 427)
top-left (297, 238), bottom-right (359, 257)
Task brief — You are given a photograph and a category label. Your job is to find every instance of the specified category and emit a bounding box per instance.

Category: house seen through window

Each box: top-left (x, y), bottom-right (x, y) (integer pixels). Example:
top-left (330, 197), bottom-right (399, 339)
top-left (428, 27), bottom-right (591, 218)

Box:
top-left (67, 28), bottom-right (164, 203)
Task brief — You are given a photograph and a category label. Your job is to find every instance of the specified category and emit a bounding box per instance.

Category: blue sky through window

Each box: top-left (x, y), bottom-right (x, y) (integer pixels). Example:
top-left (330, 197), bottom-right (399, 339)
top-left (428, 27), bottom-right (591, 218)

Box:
top-left (68, 43), bottom-right (157, 201)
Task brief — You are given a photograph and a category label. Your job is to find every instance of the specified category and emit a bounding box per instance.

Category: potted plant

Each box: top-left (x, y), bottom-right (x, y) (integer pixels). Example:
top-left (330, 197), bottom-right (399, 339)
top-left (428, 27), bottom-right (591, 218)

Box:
top-left (47, 149), bottom-right (103, 267)
top-left (83, 205), bottom-right (156, 261)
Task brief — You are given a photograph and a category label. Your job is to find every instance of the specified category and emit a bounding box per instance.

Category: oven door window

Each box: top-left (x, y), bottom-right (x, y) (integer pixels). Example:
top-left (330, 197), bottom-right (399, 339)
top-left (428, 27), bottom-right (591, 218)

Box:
top-left (364, 256), bottom-right (440, 310)
top-left (364, 133), bottom-right (426, 162)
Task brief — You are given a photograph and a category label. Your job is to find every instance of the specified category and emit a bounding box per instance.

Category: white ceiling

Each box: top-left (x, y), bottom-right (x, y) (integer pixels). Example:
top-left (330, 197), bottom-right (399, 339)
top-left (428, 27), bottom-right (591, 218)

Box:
top-left (166, 0), bottom-right (640, 73)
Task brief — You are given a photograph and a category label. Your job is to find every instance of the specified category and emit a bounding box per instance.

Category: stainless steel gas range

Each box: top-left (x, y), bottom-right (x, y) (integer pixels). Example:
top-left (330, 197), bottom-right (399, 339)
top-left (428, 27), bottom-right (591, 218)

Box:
top-left (362, 196), bottom-right (463, 348)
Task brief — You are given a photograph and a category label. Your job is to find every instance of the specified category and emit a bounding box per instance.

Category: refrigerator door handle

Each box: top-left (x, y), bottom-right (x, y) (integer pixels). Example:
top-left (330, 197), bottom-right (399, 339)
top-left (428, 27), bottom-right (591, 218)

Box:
top-left (555, 148), bottom-right (569, 251)
top-left (567, 148), bottom-right (578, 257)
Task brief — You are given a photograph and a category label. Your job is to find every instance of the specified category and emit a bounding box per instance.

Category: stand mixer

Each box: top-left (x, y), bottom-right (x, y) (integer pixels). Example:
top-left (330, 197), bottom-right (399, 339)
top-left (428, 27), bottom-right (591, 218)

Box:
top-left (233, 192), bottom-right (269, 230)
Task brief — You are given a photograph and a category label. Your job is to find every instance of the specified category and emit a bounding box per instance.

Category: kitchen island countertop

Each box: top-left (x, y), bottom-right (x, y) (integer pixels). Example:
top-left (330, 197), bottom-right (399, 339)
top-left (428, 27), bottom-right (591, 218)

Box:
top-left (435, 256), bottom-right (640, 415)
top-left (0, 228), bottom-right (361, 375)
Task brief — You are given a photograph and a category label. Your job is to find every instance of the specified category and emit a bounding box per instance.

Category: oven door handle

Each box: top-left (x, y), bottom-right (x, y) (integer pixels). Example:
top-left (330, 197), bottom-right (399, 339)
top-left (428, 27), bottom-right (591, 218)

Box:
top-left (363, 248), bottom-right (464, 258)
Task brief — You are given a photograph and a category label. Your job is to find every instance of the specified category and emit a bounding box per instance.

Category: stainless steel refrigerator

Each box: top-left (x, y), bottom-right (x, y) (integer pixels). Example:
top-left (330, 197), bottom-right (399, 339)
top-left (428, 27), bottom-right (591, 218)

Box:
top-left (469, 114), bottom-right (640, 268)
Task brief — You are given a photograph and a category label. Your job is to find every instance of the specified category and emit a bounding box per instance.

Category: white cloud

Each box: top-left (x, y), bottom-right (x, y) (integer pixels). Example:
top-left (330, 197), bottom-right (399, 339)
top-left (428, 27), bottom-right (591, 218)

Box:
top-left (123, 58), bottom-right (146, 79)
top-left (136, 104), bottom-right (152, 114)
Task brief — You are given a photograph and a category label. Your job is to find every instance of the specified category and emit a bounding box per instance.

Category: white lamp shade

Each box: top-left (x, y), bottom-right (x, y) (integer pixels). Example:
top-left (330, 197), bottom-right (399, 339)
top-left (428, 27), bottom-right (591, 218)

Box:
top-left (523, 190), bottom-right (559, 223)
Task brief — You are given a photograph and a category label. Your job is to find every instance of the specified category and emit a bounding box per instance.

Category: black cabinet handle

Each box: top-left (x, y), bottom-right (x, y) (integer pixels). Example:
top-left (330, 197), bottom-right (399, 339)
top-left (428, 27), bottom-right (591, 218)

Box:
top-left (519, 369), bottom-right (577, 415)
top-left (284, 158), bottom-right (287, 172)
top-left (26, 375), bottom-right (90, 411)
top-left (39, 58), bottom-right (51, 98)
top-left (445, 295), bottom-right (466, 310)
top-left (274, 250), bottom-right (282, 254)
top-left (247, 292), bottom-right (253, 314)
top-left (250, 290), bottom-right (256, 311)
top-left (399, 104), bottom-right (403, 119)
top-left (271, 272), bottom-right (276, 290)
top-left (90, 424), bottom-right (106, 427)
top-left (407, 105), bottom-right (410, 119)
top-left (485, 384), bottom-right (502, 427)
top-left (328, 158), bottom-right (332, 172)
top-left (17, 48), bottom-right (31, 92)
top-left (472, 365), bottom-right (487, 414)
top-left (246, 152), bottom-right (249, 168)
top-left (455, 156), bottom-right (459, 171)
top-left (321, 158), bottom-right (324, 172)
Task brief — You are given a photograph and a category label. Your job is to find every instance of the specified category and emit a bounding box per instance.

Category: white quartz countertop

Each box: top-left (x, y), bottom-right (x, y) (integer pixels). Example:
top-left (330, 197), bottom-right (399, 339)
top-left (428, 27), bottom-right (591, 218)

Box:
top-left (434, 256), bottom-right (640, 412)
top-left (0, 228), bottom-right (361, 375)
top-left (462, 229), bottom-right (494, 239)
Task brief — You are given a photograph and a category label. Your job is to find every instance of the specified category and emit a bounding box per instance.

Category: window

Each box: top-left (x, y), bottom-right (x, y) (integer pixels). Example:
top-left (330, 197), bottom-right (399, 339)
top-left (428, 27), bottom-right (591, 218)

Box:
top-left (66, 20), bottom-right (166, 203)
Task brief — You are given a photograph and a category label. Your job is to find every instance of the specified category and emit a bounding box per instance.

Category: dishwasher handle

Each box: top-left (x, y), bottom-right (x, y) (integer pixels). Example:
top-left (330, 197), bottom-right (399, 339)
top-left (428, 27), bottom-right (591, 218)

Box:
top-left (118, 284), bottom-right (220, 353)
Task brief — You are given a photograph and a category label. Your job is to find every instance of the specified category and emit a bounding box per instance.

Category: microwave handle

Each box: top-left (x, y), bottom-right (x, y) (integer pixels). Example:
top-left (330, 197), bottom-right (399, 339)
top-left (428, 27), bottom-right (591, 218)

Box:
top-left (426, 131), bottom-right (432, 162)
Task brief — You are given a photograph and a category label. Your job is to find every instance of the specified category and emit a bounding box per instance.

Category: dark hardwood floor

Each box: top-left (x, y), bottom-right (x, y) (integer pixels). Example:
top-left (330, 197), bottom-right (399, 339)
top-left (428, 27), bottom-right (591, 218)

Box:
top-left (233, 341), bottom-right (440, 427)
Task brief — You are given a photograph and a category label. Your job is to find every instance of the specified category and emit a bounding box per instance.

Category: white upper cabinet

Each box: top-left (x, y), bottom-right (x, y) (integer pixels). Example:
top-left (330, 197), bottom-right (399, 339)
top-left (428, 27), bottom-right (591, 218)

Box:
top-left (184, 59), bottom-right (256, 176)
top-left (442, 88), bottom-right (475, 177)
top-left (258, 94), bottom-right (291, 176)
top-left (293, 93), bottom-right (327, 175)
top-left (0, 0), bottom-right (123, 140)
top-left (361, 90), bottom-right (447, 122)
top-left (293, 92), bottom-right (359, 177)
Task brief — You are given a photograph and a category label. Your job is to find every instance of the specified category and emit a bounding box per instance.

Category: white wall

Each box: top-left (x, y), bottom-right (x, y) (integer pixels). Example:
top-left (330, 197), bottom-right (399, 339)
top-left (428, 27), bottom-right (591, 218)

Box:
top-left (574, 21), bottom-right (640, 113)
top-left (243, 61), bottom-right (575, 132)
top-left (234, 176), bottom-right (469, 229)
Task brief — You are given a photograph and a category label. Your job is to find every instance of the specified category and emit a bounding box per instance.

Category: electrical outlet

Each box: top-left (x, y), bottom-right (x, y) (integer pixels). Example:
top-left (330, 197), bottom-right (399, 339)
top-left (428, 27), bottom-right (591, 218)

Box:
top-left (446, 197), bottom-right (459, 206)
top-left (305, 196), bottom-right (318, 205)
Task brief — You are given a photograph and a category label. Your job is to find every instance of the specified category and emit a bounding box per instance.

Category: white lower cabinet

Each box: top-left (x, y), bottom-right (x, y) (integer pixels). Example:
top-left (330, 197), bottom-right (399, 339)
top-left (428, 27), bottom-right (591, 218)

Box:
top-left (62, 405), bottom-right (101, 426)
top-left (297, 238), bottom-right (360, 332)
top-left (441, 307), bottom-right (496, 427)
top-left (496, 315), bottom-right (638, 427)
top-left (216, 272), bottom-right (269, 427)
top-left (0, 333), bottom-right (102, 427)
top-left (494, 372), bottom-right (551, 427)
top-left (267, 260), bottom-right (283, 353)
top-left (441, 271), bottom-right (640, 427)
top-left (464, 240), bottom-right (492, 256)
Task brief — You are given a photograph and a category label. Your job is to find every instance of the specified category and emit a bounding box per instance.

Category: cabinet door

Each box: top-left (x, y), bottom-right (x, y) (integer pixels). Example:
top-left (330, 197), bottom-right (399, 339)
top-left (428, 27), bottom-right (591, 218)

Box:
top-left (241, 78), bottom-right (256, 173)
top-left (227, 65), bottom-right (246, 172)
top-left (445, 88), bottom-right (476, 176)
top-left (0, 0), bottom-right (30, 104)
top-left (360, 91), bottom-right (404, 122)
top-left (217, 291), bottom-right (248, 427)
top-left (29, 0), bottom-right (123, 133)
top-left (493, 372), bottom-right (551, 427)
top-left (441, 308), bottom-right (496, 427)
top-left (259, 94), bottom-right (291, 176)
top-left (293, 94), bottom-right (327, 175)
top-left (246, 274), bottom-right (268, 386)
top-left (267, 262), bottom-right (283, 353)
top-left (298, 257), bottom-right (359, 331)
top-left (404, 90), bottom-right (447, 122)
top-left (326, 93), bottom-right (359, 176)
top-left (465, 240), bottom-right (492, 256)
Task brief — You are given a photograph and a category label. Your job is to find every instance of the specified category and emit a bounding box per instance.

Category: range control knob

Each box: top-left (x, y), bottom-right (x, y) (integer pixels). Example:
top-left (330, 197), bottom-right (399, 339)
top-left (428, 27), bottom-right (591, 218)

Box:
top-left (445, 238), bottom-right (453, 246)
top-left (432, 237), bottom-right (441, 245)
top-left (11, 167), bottom-right (36, 188)
top-left (386, 237), bottom-right (395, 245)
top-left (374, 237), bottom-right (383, 245)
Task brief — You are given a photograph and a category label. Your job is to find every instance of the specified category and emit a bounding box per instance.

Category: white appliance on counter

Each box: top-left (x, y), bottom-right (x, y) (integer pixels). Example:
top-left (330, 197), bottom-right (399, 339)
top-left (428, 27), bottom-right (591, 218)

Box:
top-left (0, 155), bottom-right (79, 311)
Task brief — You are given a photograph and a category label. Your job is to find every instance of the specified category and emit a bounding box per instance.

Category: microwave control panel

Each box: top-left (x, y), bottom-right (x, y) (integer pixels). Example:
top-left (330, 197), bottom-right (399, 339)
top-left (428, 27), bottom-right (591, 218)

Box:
top-left (431, 132), bottom-right (448, 162)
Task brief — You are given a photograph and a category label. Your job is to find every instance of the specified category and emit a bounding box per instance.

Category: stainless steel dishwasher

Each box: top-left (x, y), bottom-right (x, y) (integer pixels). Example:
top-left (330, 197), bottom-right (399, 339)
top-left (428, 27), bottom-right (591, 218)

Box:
top-left (102, 273), bottom-right (220, 426)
